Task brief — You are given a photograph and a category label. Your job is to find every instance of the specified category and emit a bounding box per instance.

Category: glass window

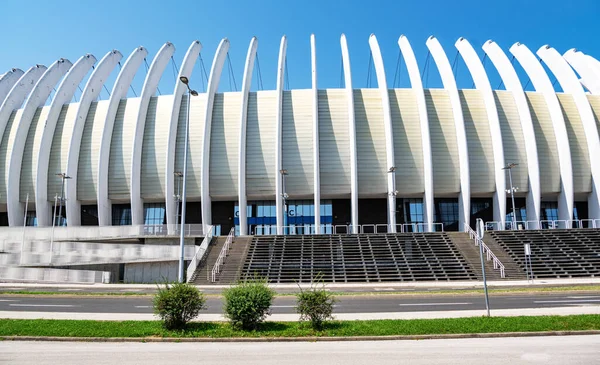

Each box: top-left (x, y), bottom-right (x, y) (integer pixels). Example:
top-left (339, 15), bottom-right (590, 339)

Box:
top-left (112, 204), bottom-right (132, 226)
top-left (144, 203), bottom-right (166, 225)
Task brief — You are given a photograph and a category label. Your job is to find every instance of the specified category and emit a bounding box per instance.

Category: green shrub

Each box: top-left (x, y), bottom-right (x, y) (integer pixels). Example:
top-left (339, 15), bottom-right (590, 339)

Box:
top-left (153, 282), bottom-right (206, 330)
top-left (296, 281), bottom-right (336, 330)
top-left (223, 278), bottom-right (274, 330)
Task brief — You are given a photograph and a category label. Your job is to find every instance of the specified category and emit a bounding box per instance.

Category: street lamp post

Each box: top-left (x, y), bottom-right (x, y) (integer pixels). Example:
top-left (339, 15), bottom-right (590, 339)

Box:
top-left (178, 76), bottom-right (198, 283)
top-left (56, 173), bottom-right (71, 226)
top-left (280, 169), bottom-right (288, 235)
top-left (502, 163), bottom-right (519, 230)
top-left (174, 171), bottom-right (183, 231)
top-left (387, 166), bottom-right (398, 233)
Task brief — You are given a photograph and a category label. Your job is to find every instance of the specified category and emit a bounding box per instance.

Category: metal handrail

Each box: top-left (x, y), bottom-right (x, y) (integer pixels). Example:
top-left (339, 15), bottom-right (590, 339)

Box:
top-left (464, 223), bottom-right (506, 278)
top-left (186, 225), bottom-right (214, 283)
top-left (211, 227), bottom-right (235, 283)
top-left (485, 219), bottom-right (599, 231)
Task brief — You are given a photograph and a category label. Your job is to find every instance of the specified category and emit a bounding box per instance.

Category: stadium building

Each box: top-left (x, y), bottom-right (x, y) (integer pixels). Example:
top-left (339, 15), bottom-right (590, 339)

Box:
top-left (0, 34), bottom-right (599, 283)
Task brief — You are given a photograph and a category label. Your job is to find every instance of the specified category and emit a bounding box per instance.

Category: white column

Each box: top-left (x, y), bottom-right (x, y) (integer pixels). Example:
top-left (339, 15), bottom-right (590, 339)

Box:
top-left (426, 36), bottom-right (470, 231)
top-left (398, 35), bottom-right (434, 232)
top-left (201, 38), bottom-right (230, 233)
top-left (130, 42), bottom-right (175, 225)
top-left (340, 34), bottom-right (359, 233)
top-left (275, 36), bottom-right (288, 235)
top-left (0, 69), bottom-right (24, 105)
top-left (35, 54), bottom-right (96, 226)
top-left (65, 50), bottom-right (122, 227)
top-left (368, 34), bottom-right (397, 233)
top-left (311, 34), bottom-right (321, 234)
top-left (483, 40), bottom-right (541, 223)
top-left (97, 47), bottom-right (148, 226)
top-left (456, 38), bottom-right (507, 229)
top-left (563, 50), bottom-right (600, 95)
top-left (7, 59), bottom-right (72, 226)
top-left (538, 46), bottom-right (600, 220)
top-left (237, 37), bottom-right (258, 236)
top-left (510, 43), bottom-right (573, 222)
top-left (165, 41), bottom-right (201, 228)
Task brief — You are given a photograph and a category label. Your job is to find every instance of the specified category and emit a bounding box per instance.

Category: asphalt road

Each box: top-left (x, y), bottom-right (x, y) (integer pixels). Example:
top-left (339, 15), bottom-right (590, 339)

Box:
top-left (2, 335), bottom-right (599, 365)
top-left (1, 292), bottom-right (599, 314)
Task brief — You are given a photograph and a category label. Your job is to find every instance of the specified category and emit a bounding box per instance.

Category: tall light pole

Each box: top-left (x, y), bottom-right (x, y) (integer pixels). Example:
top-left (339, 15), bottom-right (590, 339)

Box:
top-left (502, 163), bottom-right (519, 230)
top-left (56, 173), bottom-right (71, 226)
top-left (280, 169), bottom-right (288, 235)
top-left (178, 76), bottom-right (198, 282)
top-left (174, 171), bottom-right (183, 231)
top-left (388, 166), bottom-right (398, 233)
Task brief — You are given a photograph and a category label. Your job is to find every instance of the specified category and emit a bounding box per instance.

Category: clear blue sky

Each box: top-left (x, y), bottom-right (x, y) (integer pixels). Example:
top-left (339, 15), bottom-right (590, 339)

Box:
top-left (1, 0), bottom-right (599, 99)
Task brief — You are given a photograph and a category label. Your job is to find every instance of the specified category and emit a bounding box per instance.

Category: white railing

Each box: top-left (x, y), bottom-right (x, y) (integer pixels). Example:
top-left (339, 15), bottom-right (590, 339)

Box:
top-left (485, 219), bottom-right (599, 231)
top-left (211, 227), bottom-right (235, 283)
top-left (186, 225), bottom-right (214, 283)
top-left (464, 223), bottom-right (506, 278)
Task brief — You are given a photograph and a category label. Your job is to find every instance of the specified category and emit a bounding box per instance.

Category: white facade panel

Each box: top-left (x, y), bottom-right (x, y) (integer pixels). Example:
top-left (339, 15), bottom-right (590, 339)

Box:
top-left (494, 90), bottom-right (529, 193)
top-left (77, 100), bottom-right (110, 202)
top-left (20, 106), bottom-right (51, 201)
top-left (425, 89), bottom-right (460, 195)
top-left (389, 89), bottom-right (424, 196)
top-left (48, 104), bottom-right (78, 199)
top-left (209, 92), bottom-right (241, 199)
top-left (108, 98), bottom-right (140, 200)
top-left (141, 95), bottom-right (173, 200)
top-left (282, 89), bottom-right (314, 197)
top-left (588, 95), bottom-right (600, 139)
top-left (459, 89), bottom-right (495, 195)
top-left (245, 90), bottom-right (277, 199)
top-left (0, 111), bottom-right (20, 205)
top-left (318, 89), bottom-right (351, 197)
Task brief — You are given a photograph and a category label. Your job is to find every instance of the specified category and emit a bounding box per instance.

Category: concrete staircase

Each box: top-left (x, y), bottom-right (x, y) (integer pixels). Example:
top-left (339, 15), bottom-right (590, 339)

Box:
top-left (446, 232), bottom-right (526, 280)
top-left (191, 236), bottom-right (252, 285)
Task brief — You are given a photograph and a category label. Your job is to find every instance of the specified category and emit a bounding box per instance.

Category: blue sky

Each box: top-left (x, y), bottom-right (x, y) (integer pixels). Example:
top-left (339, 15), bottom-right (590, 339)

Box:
top-left (1, 0), bottom-right (599, 99)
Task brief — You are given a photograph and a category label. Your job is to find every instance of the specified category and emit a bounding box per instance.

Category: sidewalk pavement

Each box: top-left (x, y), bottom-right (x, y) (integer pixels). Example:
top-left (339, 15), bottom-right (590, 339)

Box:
top-left (1, 277), bottom-right (600, 293)
top-left (1, 306), bottom-right (599, 321)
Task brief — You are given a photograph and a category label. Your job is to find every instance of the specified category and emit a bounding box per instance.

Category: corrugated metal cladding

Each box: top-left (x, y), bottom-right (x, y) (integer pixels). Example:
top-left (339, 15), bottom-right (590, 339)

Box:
top-left (425, 89), bottom-right (460, 195)
top-left (460, 89), bottom-right (495, 195)
top-left (246, 90), bottom-right (277, 199)
top-left (389, 89), bottom-right (424, 196)
top-left (557, 93), bottom-right (591, 194)
top-left (78, 100), bottom-right (109, 202)
top-left (48, 104), bottom-right (78, 198)
top-left (588, 95), bottom-right (600, 139)
top-left (355, 89), bottom-right (387, 196)
top-left (174, 94), bottom-right (207, 199)
top-left (318, 89), bottom-right (350, 197)
top-left (210, 92), bottom-right (241, 199)
top-left (0, 110), bottom-right (21, 204)
top-left (282, 89), bottom-right (314, 198)
top-left (141, 95), bottom-right (173, 200)
top-left (526, 92), bottom-right (560, 194)
top-left (108, 98), bottom-right (139, 200)
top-left (20, 106), bottom-right (50, 201)
top-left (494, 91), bottom-right (528, 193)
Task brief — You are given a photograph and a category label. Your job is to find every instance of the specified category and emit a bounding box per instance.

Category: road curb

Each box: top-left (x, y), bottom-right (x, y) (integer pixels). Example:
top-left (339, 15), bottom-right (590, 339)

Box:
top-left (2, 330), bottom-right (600, 343)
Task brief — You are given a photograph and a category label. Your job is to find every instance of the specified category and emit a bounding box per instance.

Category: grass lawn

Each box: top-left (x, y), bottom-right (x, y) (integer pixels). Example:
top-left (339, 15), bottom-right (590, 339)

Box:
top-left (0, 315), bottom-right (599, 338)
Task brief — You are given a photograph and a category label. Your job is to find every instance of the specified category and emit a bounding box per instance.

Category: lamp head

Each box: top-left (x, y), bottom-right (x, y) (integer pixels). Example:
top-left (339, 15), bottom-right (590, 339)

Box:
top-left (190, 90), bottom-right (199, 96)
top-left (179, 76), bottom-right (189, 85)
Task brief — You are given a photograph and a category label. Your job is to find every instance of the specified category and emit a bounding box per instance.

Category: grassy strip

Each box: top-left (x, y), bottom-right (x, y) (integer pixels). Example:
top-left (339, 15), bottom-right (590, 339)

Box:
top-left (2, 285), bottom-right (600, 298)
top-left (0, 315), bottom-right (599, 338)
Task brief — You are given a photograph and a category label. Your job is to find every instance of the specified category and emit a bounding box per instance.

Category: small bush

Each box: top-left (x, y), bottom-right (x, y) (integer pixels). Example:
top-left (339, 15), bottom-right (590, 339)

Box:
top-left (153, 282), bottom-right (206, 330)
top-left (223, 278), bottom-right (274, 330)
top-left (296, 281), bottom-right (336, 330)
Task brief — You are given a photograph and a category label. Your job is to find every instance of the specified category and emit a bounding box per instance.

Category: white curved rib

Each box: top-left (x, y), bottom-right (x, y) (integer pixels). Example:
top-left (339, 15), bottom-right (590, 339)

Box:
top-left (0, 69), bottom-right (24, 104)
top-left (65, 50), bottom-right (122, 227)
top-left (201, 38), bottom-right (230, 233)
top-left (538, 46), bottom-right (600, 220)
top-left (274, 36), bottom-right (288, 235)
top-left (97, 47), bottom-right (148, 226)
top-left (368, 34), bottom-right (397, 232)
top-left (130, 42), bottom-right (175, 225)
top-left (456, 38), bottom-right (507, 229)
top-left (35, 54), bottom-right (96, 226)
top-left (564, 50), bottom-right (600, 95)
top-left (7, 59), bottom-right (72, 226)
top-left (311, 34), bottom-right (321, 234)
top-left (0, 66), bottom-right (46, 159)
top-left (340, 34), bottom-right (359, 233)
top-left (237, 37), bottom-right (258, 236)
top-left (510, 43), bottom-right (573, 222)
top-left (426, 36), bottom-right (470, 231)
top-left (398, 35), bottom-right (434, 232)
top-left (165, 41), bottom-right (201, 228)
